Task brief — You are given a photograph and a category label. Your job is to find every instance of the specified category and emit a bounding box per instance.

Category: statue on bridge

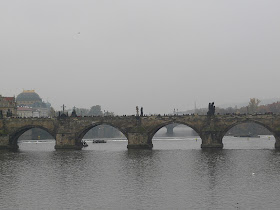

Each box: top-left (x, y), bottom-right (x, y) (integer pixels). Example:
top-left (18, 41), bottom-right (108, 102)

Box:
top-left (207, 102), bottom-right (215, 116)
top-left (136, 106), bottom-right (139, 116)
top-left (6, 109), bottom-right (12, 117)
top-left (71, 107), bottom-right (77, 117)
top-left (140, 107), bottom-right (143, 117)
top-left (59, 104), bottom-right (68, 118)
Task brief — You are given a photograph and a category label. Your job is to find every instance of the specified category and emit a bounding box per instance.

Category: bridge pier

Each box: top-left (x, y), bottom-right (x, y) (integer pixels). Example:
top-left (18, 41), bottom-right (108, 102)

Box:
top-left (55, 133), bottom-right (83, 150)
top-left (274, 133), bottom-right (280, 149)
top-left (165, 124), bottom-right (177, 135)
top-left (0, 134), bottom-right (12, 150)
top-left (166, 126), bottom-right (174, 135)
top-left (200, 131), bottom-right (223, 149)
top-left (127, 132), bottom-right (153, 149)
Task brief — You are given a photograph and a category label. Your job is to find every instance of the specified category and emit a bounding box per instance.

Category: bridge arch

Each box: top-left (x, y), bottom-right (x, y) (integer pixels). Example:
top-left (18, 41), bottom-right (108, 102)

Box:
top-left (221, 119), bottom-right (274, 138)
top-left (219, 119), bottom-right (276, 148)
top-left (9, 125), bottom-right (56, 149)
top-left (149, 121), bottom-right (202, 141)
top-left (75, 122), bottom-right (128, 145)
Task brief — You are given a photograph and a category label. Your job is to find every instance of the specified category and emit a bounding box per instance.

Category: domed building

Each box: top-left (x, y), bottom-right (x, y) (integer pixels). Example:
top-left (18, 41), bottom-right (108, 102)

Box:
top-left (16, 90), bottom-right (42, 106)
top-left (16, 90), bottom-right (51, 117)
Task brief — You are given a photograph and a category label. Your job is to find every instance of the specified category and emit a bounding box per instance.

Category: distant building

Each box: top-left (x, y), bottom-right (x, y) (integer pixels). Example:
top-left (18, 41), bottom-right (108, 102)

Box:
top-left (16, 90), bottom-right (51, 117)
top-left (17, 106), bottom-right (33, 117)
top-left (16, 90), bottom-right (43, 106)
top-left (0, 96), bottom-right (17, 117)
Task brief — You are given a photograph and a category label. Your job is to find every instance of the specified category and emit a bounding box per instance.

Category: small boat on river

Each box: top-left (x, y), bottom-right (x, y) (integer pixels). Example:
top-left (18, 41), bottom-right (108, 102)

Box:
top-left (82, 140), bottom-right (88, 147)
top-left (92, 139), bottom-right (107, 143)
top-left (234, 134), bottom-right (260, 138)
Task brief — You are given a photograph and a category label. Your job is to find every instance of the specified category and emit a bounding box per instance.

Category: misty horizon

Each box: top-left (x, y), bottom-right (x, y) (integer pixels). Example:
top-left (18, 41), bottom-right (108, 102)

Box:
top-left (13, 89), bottom-right (280, 115)
top-left (1, 1), bottom-right (279, 115)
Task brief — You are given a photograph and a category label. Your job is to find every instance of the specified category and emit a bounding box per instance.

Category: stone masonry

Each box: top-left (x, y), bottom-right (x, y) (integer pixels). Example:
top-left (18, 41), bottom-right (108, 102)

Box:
top-left (1, 114), bottom-right (280, 150)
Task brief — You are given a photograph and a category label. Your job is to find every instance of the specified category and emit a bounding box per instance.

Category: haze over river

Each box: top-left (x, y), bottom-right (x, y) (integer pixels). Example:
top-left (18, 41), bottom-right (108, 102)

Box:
top-left (1, 136), bottom-right (280, 209)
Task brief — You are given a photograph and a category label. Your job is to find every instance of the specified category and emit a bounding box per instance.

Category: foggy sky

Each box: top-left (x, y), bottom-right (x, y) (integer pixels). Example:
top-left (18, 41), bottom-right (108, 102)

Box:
top-left (1, 0), bottom-right (280, 115)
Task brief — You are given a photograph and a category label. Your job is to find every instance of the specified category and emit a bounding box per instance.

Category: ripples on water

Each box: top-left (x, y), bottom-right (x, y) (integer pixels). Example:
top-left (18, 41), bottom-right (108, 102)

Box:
top-left (1, 136), bottom-right (280, 209)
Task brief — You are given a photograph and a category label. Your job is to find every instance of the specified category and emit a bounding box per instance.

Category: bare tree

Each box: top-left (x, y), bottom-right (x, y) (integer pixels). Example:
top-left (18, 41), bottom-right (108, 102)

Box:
top-left (248, 98), bottom-right (261, 114)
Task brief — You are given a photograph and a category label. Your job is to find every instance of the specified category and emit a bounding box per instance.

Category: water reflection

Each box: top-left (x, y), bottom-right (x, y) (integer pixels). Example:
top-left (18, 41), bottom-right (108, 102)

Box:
top-left (1, 139), bottom-right (280, 209)
top-left (119, 150), bottom-right (162, 209)
top-left (223, 136), bottom-right (275, 149)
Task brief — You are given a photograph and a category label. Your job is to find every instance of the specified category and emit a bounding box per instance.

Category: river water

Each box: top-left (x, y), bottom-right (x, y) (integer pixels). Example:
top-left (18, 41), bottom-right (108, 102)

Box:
top-left (1, 136), bottom-right (280, 210)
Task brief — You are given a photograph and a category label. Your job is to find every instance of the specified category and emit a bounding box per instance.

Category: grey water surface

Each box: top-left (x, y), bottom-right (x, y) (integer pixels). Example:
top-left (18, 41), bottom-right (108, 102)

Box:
top-left (1, 136), bottom-right (280, 210)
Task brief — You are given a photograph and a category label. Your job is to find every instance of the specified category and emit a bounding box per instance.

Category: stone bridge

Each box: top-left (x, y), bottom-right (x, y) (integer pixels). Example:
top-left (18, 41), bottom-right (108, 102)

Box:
top-left (1, 114), bottom-right (280, 150)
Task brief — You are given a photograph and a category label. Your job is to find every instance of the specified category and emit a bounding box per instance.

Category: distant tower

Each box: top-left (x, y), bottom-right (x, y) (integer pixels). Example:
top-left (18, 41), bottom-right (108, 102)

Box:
top-left (194, 101), bottom-right (197, 114)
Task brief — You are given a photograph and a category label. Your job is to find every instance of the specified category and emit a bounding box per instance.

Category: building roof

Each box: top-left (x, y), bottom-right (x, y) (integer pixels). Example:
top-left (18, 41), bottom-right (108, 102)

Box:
top-left (17, 107), bottom-right (33, 111)
top-left (0, 97), bottom-right (16, 107)
top-left (3, 97), bottom-right (15, 103)
top-left (16, 90), bottom-right (42, 102)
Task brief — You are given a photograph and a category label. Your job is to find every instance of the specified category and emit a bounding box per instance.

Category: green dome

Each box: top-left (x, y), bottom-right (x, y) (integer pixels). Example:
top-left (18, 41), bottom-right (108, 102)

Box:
top-left (16, 90), bottom-right (42, 103)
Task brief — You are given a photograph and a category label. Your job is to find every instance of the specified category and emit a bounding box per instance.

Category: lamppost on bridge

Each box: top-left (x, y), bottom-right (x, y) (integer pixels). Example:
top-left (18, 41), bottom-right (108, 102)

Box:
top-left (61, 104), bottom-right (66, 114)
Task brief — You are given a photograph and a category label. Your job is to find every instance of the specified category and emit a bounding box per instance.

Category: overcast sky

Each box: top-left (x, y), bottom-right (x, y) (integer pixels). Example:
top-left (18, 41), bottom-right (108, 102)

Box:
top-left (1, 0), bottom-right (279, 115)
